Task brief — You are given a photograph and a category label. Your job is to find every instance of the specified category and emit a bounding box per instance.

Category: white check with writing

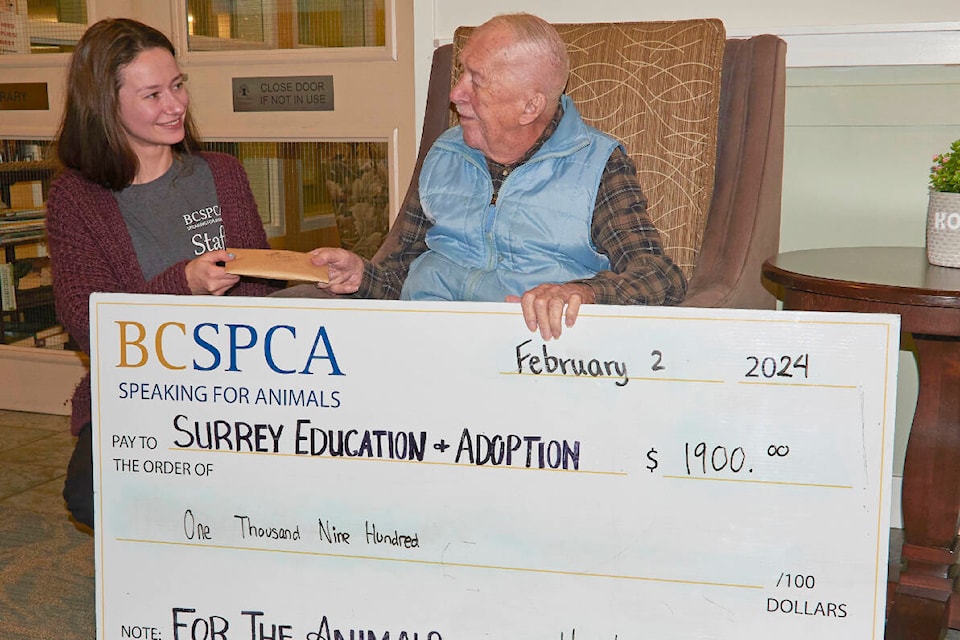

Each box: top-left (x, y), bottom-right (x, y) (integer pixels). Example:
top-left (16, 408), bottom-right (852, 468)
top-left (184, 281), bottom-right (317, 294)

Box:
top-left (90, 294), bottom-right (899, 640)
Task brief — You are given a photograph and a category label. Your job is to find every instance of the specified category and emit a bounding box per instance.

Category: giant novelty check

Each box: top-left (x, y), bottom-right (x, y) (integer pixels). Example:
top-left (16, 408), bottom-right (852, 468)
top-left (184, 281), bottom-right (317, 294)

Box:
top-left (89, 294), bottom-right (899, 640)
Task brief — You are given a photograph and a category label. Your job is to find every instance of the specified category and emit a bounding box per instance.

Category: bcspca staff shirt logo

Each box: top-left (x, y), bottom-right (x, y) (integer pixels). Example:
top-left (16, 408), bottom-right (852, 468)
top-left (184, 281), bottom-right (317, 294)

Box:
top-left (183, 205), bottom-right (226, 254)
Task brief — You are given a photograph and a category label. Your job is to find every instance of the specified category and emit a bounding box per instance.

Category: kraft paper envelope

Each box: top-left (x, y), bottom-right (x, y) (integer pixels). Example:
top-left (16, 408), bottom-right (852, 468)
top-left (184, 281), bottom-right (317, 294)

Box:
top-left (224, 248), bottom-right (330, 283)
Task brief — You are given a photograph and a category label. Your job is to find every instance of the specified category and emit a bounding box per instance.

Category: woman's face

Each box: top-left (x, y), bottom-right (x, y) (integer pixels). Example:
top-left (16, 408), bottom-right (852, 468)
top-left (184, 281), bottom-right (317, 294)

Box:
top-left (117, 47), bottom-right (188, 158)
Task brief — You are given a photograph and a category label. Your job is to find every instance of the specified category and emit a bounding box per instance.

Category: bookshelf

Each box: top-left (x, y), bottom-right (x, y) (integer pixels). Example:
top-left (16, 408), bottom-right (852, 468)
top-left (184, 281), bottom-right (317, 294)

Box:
top-left (0, 152), bottom-right (67, 349)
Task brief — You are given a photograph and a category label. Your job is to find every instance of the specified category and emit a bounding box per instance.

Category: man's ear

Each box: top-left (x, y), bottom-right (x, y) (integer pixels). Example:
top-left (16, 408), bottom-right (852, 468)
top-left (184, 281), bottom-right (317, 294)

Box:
top-left (519, 92), bottom-right (547, 126)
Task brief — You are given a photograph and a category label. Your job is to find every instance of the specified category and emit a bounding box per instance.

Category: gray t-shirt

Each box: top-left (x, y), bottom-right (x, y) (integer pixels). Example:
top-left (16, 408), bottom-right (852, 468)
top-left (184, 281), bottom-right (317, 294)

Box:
top-left (114, 155), bottom-right (224, 281)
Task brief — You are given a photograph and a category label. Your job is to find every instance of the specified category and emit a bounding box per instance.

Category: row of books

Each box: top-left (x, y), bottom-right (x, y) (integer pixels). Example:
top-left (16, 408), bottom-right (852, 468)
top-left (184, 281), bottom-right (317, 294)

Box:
top-left (1, 208), bottom-right (61, 348)
top-left (0, 207), bottom-right (45, 245)
top-left (6, 324), bottom-right (71, 349)
top-left (1, 258), bottom-right (65, 349)
top-left (1, 257), bottom-right (52, 309)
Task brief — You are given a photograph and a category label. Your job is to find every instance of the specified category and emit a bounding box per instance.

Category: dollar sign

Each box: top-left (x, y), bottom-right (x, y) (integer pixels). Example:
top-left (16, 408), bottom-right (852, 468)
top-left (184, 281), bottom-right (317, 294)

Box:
top-left (646, 447), bottom-right (659, 472)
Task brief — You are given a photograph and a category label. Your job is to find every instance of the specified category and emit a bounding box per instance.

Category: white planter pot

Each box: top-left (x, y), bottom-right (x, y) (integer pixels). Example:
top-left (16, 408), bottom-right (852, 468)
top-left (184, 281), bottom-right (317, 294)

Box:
top-left (926, 190), bottom-right (960, 267)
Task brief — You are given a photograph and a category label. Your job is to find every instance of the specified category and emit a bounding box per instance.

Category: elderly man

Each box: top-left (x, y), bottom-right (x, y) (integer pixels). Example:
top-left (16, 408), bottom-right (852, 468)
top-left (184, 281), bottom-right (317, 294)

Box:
top-left (308, 13), bottom-right (686, 339)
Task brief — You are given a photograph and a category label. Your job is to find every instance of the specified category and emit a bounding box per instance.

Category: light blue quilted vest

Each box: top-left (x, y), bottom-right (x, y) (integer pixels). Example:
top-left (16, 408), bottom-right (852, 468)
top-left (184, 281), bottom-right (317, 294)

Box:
top-left (402, 95), bottom-right (618, 301)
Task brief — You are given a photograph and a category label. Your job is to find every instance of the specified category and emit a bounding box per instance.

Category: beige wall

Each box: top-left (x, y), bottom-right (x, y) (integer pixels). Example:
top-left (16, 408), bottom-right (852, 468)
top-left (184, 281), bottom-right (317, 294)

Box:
top-left (424, 1), bottom-right (958, 33)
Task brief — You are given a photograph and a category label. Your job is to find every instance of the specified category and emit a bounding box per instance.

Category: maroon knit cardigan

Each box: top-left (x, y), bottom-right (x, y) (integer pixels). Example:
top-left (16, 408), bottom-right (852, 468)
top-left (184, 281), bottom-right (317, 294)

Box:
top-left (45, 152), bottom-right (281, 435)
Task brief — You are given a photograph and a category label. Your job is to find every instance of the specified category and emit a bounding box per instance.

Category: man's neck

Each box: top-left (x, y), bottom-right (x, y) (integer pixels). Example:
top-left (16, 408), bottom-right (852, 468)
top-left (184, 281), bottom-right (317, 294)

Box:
top-left (486, 101), bottom-right (565, 204)
top-left (488, 100), bottom-right (564, 171)
top-left (487, 100), bottom-right (563, 165)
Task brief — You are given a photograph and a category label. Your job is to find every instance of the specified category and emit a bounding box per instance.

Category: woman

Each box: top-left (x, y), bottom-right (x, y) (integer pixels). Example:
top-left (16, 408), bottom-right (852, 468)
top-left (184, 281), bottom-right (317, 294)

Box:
top-left (46, 18), bottom-right (280, 529)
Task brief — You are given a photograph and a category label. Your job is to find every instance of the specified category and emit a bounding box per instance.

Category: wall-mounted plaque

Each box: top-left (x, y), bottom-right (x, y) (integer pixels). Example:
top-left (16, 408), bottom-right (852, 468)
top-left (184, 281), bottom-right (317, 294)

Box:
top-left (232, 76), bottom-right (334, 112)
top-left (0, 83), bottom-right (49, 111)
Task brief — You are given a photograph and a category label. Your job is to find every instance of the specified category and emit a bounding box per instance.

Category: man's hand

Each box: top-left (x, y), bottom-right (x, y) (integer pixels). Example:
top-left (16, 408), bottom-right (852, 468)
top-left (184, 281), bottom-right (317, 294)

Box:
top-left (309, 247), bottom-right (365, 294)
top-left (506, 282), bottom-right (596, 340)
top-left (185, 250), bottom-right (240, 295)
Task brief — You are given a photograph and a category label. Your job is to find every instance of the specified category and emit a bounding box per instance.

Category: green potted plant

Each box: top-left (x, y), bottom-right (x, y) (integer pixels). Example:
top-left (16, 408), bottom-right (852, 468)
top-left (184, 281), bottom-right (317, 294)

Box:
top-left (926, 138), bottom-right (960, 267)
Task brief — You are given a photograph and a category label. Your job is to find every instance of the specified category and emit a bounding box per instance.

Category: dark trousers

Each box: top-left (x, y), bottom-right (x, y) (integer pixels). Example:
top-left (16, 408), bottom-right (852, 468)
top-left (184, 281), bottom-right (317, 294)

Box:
top-left (63, 422), bottom-right (94, 529)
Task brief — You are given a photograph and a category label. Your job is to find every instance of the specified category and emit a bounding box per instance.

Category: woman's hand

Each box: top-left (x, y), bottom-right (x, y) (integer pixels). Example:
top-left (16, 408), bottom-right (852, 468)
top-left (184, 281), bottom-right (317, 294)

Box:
top-left (185, 250), bottom-right (241, 295)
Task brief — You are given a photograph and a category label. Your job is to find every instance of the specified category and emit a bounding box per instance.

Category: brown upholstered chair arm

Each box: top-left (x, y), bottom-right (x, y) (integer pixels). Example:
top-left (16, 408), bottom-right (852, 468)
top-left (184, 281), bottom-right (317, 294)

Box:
top-left (371, 45), bottom-right (455, 264)
top-left (680, 35), bottom-right (786, 309)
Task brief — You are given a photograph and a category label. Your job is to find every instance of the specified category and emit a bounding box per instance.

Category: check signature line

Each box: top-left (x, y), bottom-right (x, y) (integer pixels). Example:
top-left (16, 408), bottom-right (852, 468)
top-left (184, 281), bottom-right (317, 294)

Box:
top-left (115, 537), bottom-right (763, 590)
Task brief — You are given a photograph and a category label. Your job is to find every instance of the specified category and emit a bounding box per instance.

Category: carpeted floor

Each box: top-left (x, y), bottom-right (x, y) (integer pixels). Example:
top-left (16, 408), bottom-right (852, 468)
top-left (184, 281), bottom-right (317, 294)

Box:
top-left (0, 410), bottom-right (94, 640)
